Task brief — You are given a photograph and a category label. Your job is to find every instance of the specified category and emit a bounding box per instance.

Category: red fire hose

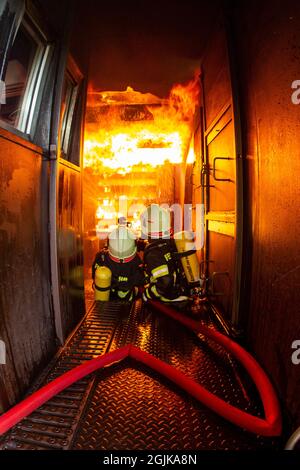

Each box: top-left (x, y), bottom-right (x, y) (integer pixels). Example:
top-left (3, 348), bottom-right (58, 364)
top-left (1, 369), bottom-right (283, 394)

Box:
top-left (148, 300), bottom-right (282, 436)
top-left (0, 302), bottom-right (281, 437)
top-left (0, 346), bottom-right (131, 436)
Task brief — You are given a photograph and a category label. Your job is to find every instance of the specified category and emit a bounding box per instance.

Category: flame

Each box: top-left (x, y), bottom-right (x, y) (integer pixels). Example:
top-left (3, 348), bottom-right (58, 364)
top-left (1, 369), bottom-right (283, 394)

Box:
top-left (84, 74), bottom-right (200, 175)
top-left (83, 74), bottom-right (200, 234)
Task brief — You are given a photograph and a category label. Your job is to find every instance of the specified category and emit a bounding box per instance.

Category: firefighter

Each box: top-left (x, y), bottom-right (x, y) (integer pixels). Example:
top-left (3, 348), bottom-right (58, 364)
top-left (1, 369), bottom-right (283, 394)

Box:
top-left (141, 204), bottom-right (188, 304)
top-left (92, 225), bottom-right (145, 301)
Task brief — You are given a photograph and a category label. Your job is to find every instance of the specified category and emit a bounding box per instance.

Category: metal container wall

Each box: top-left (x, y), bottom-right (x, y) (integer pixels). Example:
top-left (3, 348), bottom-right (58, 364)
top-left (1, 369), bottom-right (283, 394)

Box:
top-left (57, 162), bottom-right (85, 337)
top-left (0, 128), bottom-right (55, 411)
top-left (231, 0), bottom-right (300, 427)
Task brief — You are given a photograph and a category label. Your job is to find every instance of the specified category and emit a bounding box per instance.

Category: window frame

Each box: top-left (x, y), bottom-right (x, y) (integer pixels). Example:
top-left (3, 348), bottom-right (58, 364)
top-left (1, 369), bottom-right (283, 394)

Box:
top-left (60, 72), bottom-right (79, 158)
top-left (0, 8), bottom-right (51, 139)
top-left (17, 15), bottom-right (50, 134)
top-left (59, 56), bottom-right (84, 168)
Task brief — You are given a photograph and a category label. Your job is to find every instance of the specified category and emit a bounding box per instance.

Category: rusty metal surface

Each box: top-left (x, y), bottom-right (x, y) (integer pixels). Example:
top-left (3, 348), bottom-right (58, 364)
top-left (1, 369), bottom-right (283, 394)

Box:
top-left (232, 0), bottom-right (300, 428)
top-left (0, 128), bottom-right (55, 412)
top-left (1, 299), bottom-right (280, 450)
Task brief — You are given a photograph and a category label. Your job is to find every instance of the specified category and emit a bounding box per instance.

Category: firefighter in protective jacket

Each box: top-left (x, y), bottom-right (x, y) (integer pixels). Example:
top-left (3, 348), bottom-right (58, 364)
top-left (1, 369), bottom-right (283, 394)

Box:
top-left (92, 226), bottom-right (145, 301)
top-left (141, 204), bottom-right (188, 303)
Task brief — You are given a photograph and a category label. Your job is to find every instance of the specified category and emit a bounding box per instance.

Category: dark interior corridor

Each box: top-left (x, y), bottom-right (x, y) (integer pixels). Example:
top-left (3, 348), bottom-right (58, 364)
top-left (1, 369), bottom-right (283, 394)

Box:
top-left (0, 0), bottom-right (299, 456)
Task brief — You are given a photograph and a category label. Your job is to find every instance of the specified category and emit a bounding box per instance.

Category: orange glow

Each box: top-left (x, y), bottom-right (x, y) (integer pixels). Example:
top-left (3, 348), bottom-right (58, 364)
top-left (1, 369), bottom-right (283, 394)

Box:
top-left (84, 76), bottom-right (199, 175)
top-left (83, 75), bottom-right (200, 233)
top-left (186, 146), bottom-right (195, 164)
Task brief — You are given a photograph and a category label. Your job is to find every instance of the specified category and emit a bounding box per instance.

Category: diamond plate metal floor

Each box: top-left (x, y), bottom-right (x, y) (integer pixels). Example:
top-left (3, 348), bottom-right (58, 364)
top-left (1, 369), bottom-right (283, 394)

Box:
top-left (0, 301), bottom-right (130, 450)
top-left (0, 298), bottom-right (280, 450)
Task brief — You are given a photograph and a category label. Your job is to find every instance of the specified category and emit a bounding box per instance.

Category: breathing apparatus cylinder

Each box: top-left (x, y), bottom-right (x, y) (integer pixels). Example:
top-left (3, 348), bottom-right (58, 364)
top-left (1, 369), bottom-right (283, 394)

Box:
top-left (174, 231), bottom-right (200, 286)
top-left (94, 266), bottom-right (112, 301)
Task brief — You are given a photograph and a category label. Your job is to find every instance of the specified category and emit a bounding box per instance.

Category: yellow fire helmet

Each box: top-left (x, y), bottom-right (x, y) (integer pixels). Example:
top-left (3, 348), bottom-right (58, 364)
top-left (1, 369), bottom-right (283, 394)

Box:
top-left (141, 204), bottom-right (171, 239)
top-left (108, 226), bottom-right (137, 262)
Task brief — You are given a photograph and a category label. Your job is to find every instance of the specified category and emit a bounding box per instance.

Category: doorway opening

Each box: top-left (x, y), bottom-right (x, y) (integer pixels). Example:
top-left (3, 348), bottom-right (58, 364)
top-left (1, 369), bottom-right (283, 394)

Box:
top-left (82, 76), bottom-right (200, 300)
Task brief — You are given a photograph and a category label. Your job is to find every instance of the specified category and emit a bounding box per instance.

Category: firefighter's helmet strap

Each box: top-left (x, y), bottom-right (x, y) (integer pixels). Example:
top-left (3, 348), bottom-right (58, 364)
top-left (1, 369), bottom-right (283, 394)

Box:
top-left (108, 252), bottom-right (136, 263)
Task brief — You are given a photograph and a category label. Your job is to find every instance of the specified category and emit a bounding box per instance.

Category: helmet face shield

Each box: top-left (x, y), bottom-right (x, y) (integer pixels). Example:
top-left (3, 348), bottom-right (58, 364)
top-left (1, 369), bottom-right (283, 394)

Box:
top-left (108, 226), bottom-right (137, 262)
top-left (141, 204), bottom-right (171, 239)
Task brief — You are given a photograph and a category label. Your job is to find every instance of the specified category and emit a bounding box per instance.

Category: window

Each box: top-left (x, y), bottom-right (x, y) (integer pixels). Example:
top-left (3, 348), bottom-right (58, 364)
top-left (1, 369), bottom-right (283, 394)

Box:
top-left (60, 73), bottom-right (79, 157)
top-left (60, 57), bottom-right (83, 167)
top-left (0, 14), bottom-right (49, 134)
